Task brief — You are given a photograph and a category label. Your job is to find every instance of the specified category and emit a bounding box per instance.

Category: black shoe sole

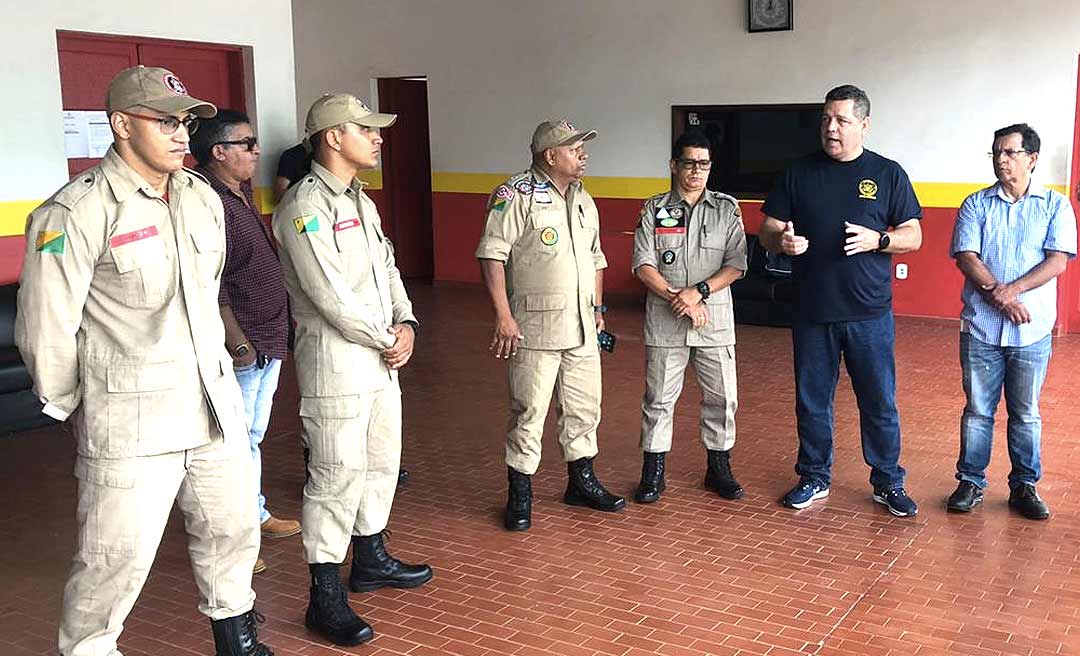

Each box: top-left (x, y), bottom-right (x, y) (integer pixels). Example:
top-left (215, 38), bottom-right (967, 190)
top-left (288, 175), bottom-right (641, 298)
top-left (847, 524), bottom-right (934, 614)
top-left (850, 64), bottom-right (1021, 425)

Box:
top-left (504, 519), bottom-right (531, 531)
top-left (349, 569), bottom-right (434, 593)
top-left (1008, 502), bottom-right (1050, 520)
top-left (305, 615), bottom-right (374, 646)
top-left (563, 494), bottom-right (627, 512)
top-left (946, 497), bottom-right (983, 512)
top-left (711, 487), bottom-right (745, 500)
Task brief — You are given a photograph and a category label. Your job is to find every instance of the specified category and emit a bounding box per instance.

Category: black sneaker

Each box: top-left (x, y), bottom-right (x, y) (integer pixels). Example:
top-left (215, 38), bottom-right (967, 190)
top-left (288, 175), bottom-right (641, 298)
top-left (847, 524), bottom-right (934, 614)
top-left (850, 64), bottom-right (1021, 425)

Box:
top-left (872, 486), bottom-right (918, 517)
top-left (946, 481), bottom-right (983, 512)
top-left (1008, 484), bottom-right (1050, 520)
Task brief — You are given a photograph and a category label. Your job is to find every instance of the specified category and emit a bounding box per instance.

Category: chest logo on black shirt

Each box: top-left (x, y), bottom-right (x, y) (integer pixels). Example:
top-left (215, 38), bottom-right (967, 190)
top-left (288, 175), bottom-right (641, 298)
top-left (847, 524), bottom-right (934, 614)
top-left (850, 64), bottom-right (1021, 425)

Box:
top-left (858, 179), bottom-right (878, 200)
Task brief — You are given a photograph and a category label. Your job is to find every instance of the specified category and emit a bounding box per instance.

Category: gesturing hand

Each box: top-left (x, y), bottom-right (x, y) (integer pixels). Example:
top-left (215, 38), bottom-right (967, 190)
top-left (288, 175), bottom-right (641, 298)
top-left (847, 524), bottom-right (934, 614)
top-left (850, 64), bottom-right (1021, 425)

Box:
top-left (781, 221), bottom-right (809, 255)
top-left (843, 222), bottom-right (880, 256)
top-left (490, 315), bottom-right (524, 359)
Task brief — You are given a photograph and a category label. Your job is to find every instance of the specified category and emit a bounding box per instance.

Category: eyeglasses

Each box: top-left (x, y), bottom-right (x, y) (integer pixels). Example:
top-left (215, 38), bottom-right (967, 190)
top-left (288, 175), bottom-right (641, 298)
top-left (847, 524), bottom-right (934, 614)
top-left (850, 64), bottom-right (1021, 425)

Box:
top-left (121, 111), bottom-right (199, 135)
top-left (988, 148), bottom-right (1029, 160)
top-left (215, 136), bottom-right (259, 152)
top-left (677, 158), bottom-right (712, 171)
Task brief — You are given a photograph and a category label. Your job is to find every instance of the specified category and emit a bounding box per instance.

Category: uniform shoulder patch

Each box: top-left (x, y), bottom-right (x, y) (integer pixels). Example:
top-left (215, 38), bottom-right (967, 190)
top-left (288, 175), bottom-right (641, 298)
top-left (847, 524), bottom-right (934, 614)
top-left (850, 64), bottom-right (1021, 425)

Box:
top-left (293, 214), bottom-right (320, 234)
top-left (50, 172), bottom-right (97, 210)
top-left (35, 230), bottom-right (66, 254)
top-left (488, 184), bottom-right (515, 212)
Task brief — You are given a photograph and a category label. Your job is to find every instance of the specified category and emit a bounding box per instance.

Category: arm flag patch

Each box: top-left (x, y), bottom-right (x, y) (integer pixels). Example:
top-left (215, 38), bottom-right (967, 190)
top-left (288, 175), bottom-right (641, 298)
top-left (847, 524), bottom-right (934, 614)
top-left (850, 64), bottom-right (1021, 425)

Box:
top-left (36, 230), bottom-right (65, 254)
top-left (294, 215), bottom-right (320, 234)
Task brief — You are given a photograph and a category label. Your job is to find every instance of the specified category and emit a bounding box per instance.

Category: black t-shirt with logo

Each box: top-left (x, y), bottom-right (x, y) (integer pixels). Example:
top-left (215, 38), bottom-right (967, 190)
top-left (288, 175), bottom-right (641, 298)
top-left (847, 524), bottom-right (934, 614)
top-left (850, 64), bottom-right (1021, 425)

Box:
top-left (762, 149), bottom-right (922, 323)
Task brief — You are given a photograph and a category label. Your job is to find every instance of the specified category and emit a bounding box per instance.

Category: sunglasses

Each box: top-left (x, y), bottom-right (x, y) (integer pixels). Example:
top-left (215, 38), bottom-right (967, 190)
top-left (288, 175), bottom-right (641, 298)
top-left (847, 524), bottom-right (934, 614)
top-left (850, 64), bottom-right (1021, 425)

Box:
top-left (215, 136), bottom-right (259, 152)
top-left (121, 111), bottom-right (199, 135)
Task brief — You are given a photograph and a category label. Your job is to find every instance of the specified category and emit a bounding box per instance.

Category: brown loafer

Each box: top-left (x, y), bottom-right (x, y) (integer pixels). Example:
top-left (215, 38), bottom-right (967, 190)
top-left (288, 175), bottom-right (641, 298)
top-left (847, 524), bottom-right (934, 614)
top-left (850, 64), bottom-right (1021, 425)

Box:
top-left (261, 515), bottom-right (302, 539)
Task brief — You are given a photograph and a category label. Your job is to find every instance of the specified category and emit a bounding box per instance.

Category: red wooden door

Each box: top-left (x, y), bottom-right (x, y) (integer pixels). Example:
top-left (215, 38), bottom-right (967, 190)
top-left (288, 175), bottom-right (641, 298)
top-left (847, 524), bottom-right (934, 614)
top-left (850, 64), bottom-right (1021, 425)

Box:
top-left (378, 78), bottom-right (434, 280)
top-left (1061, 53), bottom-right (1080, 333)
top-left (57, 31), bottom-right (244, 177)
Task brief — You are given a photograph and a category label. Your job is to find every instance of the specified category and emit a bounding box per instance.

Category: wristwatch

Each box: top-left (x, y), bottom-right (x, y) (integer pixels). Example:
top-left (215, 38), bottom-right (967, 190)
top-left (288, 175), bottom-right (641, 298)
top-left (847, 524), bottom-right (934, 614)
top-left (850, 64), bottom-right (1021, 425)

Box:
top-left (593, 304), bottom-right (608, 314)
top-left (232, 342), bottom-right (251, 358)
top-left (877, 231), bottom-right (891, 252)
top-left (695, 281), bottom-right (711, 300)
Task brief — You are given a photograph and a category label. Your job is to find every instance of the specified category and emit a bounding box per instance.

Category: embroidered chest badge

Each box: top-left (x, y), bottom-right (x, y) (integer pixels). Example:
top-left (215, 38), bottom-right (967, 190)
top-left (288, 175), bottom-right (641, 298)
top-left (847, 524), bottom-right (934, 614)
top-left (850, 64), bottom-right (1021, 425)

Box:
top-left (540, 226), bottom-right (559, 246)
top-left (858, 179), bottom-right (878, 200)
top-left (654, 206), bottom-right (687, 234)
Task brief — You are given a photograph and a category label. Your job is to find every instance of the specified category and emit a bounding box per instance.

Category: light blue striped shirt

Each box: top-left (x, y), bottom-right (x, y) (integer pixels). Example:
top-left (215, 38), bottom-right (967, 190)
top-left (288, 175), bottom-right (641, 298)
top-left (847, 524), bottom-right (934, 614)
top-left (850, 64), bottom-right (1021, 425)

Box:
top-left (951, 183), bottom-right (1077, 347)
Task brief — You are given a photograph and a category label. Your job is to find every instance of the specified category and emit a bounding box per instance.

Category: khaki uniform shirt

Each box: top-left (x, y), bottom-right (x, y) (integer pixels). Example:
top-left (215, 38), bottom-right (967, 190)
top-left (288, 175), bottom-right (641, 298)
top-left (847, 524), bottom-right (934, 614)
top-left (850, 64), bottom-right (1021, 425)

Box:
top-left (475, 167), bottom-right (607, 351)
top-left (272, 161), bottom-right (416, 406)
top-left (631, 189), bottom-right (747, 348)
top-left (15, 147), bottom-right (246, 458)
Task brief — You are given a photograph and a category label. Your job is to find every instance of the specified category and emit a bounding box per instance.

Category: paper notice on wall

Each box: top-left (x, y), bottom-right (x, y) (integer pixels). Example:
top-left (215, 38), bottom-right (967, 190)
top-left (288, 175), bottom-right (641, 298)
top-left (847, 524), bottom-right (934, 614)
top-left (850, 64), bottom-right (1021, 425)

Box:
top-left (63, 110), bottom-right (112, 159)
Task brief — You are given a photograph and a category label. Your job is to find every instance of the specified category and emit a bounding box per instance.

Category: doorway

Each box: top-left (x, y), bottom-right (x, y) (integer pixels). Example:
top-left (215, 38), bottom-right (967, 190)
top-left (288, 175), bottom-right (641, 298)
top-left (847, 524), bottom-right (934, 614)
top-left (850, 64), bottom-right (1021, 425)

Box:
top-left (377, 77), bottom-right (434, 280)
top-left (1060, 53), bottom-right (1080, 333)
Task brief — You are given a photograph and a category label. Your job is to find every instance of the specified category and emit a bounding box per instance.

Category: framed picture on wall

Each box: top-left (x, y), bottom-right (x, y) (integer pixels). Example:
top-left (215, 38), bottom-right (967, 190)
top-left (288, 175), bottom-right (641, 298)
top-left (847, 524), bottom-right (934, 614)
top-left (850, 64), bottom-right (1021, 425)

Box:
top-left (748, 0), bottom-right (793, 33)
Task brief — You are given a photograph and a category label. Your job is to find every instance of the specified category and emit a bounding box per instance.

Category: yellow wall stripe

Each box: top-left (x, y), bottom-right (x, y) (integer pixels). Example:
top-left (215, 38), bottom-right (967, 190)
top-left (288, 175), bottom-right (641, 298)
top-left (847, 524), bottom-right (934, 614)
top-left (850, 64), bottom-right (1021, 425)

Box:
top-left (0, 178), bottom-right (1069, 238)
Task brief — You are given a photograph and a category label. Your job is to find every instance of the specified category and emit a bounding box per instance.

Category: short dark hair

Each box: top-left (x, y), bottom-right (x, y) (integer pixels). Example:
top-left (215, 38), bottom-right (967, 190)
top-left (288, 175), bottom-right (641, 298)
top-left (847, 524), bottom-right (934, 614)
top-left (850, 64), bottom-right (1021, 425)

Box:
top-left (993, 123), bottom-right (1040, 154)
top-left (190, 109), bottom-right (250, 166)
top-left (672, 129), bottom-right (711, 161)
top-left (825, 84), bottom-right (871, 119)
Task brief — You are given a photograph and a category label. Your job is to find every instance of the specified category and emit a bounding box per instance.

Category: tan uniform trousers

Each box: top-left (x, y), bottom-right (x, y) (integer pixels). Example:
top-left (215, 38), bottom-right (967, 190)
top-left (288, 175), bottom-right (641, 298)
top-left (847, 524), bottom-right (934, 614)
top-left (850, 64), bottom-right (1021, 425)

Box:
top-left (59, 436), bottom-right (258, 656)
top-left (300, 380), bottom-right (402, 564)
top-left (506, 342), bottom-right (601, 475)
top-left (640, 345), bottom-right (738, 453)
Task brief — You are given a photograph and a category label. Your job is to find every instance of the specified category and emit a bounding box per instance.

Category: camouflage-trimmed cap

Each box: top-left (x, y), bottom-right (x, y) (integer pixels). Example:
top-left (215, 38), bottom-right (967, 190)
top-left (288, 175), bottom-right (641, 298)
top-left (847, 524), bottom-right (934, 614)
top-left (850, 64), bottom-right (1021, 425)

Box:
top-left (305, 93), bottom-right (397, 135)
top-left (530, 119), bottom-right (597, 154)
top-left (106, 66), bottom-right (216, 118)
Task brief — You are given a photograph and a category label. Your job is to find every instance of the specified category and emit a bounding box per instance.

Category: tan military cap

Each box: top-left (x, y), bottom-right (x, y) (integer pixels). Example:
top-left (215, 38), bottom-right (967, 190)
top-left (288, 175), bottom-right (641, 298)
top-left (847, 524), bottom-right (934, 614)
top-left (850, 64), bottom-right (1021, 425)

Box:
top-left (305, 93), bottom-right (397, 135)
top-left (106, 65), bottom-right (217, 118)
top-left (530, 119), bottom-right (597, 154)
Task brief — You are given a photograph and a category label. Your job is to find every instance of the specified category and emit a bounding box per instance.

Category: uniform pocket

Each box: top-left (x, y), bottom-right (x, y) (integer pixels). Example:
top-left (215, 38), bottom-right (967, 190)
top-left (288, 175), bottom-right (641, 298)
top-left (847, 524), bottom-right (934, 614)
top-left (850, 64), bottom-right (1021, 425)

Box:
top-left (74, 458), bottom-right (139, 556)
top-left (109, 236), bottom-right (169, 307)
top-left (103, 361), bottom-right (178, 456)
top-left (521, 293), bottom-right (566, 345)
top-left (190, 229), bottom-right (223, 287)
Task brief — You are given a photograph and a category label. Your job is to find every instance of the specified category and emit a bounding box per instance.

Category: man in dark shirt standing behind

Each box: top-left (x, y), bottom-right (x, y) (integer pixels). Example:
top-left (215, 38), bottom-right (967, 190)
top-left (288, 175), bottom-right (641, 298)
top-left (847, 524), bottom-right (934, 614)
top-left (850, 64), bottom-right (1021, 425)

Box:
top-left (193, 110), bottom-right (301, 572)
top-left (759, 85), bottom-right (923, 516)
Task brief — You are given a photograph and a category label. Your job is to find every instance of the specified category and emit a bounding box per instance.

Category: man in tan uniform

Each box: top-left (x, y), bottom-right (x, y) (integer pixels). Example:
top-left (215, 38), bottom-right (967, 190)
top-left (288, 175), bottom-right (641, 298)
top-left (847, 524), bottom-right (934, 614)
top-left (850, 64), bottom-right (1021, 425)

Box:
top-left (272, 93), bottom-right (432, 647)
top-left (477, 119), bottom-right (626, 532)
top-left (16, 66), bottom-right (271, 656)
top-left (631, 129), bottom-right (747, 504)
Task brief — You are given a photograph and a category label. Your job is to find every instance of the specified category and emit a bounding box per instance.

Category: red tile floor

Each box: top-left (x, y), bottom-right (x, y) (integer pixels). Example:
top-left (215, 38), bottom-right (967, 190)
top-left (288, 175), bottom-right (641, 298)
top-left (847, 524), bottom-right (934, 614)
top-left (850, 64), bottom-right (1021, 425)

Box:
top-left (3, 282), bottom-right (1080, 656)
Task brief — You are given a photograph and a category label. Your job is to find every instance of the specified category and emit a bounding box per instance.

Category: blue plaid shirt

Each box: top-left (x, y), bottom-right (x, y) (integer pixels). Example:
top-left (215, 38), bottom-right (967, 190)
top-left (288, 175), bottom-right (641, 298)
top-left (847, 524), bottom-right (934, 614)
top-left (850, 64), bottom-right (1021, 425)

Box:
top-left (950, 183), bottom-right (1077, 347)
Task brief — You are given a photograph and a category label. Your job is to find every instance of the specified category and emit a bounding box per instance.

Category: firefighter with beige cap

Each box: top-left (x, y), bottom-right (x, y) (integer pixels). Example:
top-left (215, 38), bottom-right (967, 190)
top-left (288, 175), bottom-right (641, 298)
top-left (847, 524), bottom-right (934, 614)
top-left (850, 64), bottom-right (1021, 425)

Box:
top-left (16, 65), bottom-right (271, 656)
top-left (272, 92), bottom-right (432, 647)
top-left (476, 119), bottom-right (626, 533)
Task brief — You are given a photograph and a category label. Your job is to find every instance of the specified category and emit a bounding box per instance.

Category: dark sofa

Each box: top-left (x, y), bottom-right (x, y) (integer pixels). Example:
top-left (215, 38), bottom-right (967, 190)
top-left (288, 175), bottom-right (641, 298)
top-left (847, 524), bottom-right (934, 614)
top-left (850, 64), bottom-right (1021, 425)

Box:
top-left (0, 284), bottom-right (57, 435)
top-left (731, 234), bottom-right (794, 327)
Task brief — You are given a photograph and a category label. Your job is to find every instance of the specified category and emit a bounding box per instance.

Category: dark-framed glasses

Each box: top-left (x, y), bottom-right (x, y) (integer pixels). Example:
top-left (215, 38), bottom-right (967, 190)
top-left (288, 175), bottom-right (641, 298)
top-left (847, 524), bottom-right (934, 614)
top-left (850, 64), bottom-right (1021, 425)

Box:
top-left (215, 136), bottom-right (259, 152)
top-left (988, 148), bottom-right (1029, 160)
top-left (677, 158), bottom-right (712, 171)
top-left (120, 111), bottom-right (198, 135)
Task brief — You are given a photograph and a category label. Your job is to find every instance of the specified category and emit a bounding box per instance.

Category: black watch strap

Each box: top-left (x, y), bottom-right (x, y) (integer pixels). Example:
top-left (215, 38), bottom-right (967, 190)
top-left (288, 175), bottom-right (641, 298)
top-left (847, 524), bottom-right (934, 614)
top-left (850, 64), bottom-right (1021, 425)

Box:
top-left (877, 231), bottom-right (891, 252)
top-left (402, 319), bottom-right (419, 334)
top-left (695, 281), bottom-right (711, 300)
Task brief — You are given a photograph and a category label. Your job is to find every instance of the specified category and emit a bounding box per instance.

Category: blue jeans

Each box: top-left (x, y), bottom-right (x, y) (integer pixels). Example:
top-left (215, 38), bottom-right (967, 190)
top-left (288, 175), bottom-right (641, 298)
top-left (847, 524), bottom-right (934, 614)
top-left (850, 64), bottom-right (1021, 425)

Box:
top-left (792, 312), bottom-right (905, 489)
top-left (234, 357), bottom-right (283, 523)
top-left (958, 332), bottom-right (1051, 490)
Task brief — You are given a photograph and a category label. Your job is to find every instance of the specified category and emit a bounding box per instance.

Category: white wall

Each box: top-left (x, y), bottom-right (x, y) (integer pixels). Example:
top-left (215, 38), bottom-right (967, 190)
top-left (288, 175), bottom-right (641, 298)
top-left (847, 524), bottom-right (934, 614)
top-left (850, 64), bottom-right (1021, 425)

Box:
top-left (292, 0), bottom-right (1080, 186)
top-left (1, 1), bottom-right (297, 202)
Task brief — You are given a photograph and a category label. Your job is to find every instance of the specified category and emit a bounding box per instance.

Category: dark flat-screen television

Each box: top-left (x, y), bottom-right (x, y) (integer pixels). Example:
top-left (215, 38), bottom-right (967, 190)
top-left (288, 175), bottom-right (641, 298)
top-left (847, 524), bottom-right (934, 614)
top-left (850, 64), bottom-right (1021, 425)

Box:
top-left (672, 104), bottom-right (822, 200)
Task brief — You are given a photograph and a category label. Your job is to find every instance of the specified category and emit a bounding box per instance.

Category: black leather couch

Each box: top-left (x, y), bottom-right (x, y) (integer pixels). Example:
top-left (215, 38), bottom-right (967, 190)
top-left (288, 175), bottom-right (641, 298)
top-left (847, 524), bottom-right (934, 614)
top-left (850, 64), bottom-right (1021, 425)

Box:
top-left (0, 284), bottom-right (57, 435)
top-left (731, 234), bottom-right (794, 327)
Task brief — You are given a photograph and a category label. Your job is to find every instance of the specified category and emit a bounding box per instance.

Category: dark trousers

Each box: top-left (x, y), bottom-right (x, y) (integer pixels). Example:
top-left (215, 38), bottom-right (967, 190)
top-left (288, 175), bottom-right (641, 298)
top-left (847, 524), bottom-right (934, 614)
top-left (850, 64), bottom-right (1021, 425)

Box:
top-left (791, 312), bottom-right (905, 489)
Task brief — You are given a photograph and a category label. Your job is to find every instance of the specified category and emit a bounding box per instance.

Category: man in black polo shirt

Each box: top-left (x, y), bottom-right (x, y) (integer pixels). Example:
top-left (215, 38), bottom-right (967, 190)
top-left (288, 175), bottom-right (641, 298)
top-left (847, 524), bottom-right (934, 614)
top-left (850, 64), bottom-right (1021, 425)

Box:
top-left (192, 110), bottom-right (301, 573)
top-left (273, 142), bottom-right (311, 203)
top-left (759, 84), bottom-right (923, 516)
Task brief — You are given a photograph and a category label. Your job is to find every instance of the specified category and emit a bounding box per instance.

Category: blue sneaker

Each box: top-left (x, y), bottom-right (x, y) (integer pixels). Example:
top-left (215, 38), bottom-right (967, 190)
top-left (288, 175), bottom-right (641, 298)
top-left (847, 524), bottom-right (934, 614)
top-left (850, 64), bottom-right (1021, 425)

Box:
top-left (782, 478), bottom-right (830, 509)
top-left (873, 487), bottom-right (918, 517)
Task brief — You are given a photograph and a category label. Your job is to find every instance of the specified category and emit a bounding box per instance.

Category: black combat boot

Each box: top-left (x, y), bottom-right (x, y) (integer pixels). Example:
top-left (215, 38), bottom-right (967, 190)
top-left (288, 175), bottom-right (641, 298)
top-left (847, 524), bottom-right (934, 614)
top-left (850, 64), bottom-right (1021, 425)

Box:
top-left (305, 563), bottom-right (374, 646)
top-left (564, 457), bottom-right (626, 511)
top-left (704, 449), bottom-right (744, 499)
top-left (634, 452), bottom-right (667, 503)
top-left (505, 466), bottom-right (533, 531)
top-left (348, 532), bottom-right (433, 592)
top-left (210, 608), bottom-right (274, 655)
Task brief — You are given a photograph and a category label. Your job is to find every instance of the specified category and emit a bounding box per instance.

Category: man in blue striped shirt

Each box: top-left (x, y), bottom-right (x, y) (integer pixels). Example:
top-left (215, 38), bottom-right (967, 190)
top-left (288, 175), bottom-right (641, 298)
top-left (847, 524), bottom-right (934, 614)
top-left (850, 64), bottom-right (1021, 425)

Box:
top-left (948, 123), bottom-right (1077, 520)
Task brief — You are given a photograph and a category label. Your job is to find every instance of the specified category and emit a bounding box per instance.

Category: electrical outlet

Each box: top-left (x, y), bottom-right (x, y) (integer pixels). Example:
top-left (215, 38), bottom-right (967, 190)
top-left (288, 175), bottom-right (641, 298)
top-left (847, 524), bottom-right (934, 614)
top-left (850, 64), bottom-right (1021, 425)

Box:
top-left (896, 263), bottom-right (908, 280)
